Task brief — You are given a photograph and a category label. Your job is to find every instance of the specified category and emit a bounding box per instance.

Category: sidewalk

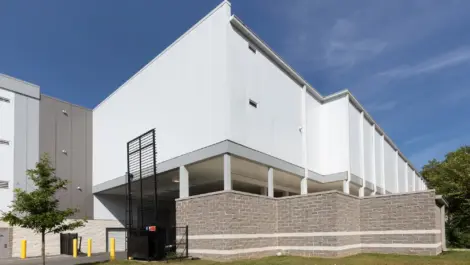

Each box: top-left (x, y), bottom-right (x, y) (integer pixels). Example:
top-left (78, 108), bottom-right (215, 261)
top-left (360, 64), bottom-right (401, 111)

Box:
top-left (1, 252), bottom-right (126, 265)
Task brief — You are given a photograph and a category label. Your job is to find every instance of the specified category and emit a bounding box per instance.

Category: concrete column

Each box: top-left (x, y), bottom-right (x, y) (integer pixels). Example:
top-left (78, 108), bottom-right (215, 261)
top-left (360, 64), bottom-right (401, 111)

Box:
top-left (179, 166), bottom-right (189, 198)
top-left (300, 85), bottom-right (308, 195)
top-left (301, 178), bottom-right (308, 195)
top-left (395, 151), bottom-right (399, 193)
top-left (440, 205), bottom-right (447, 251)
top-left (224, 154), bottom-right (232, 191)
top-left (404, 162), bottom-right (409, 192)
top-left (343, 177), bottom-right (350, 194)
top-left (371, 124), bottom-right (377, 195)
top-left (359, 112), bottom-right (365, 197)
top-left (268, 167), bottom-right (274, 197)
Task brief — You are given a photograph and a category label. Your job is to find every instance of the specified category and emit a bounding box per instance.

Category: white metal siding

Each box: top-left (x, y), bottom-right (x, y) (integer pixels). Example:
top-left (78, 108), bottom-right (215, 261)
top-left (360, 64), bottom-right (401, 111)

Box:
top-left (415, 174), bottom-right (420, 191)
top-left (384, 142), bottom-right (396, 193)
top-left (108, 231), bottom-right (126, 252)
top-left (306, 93), bottom-right (322, 173)
top-left (363, 119), bottom-right (374, 185)
top-left (397, 156), bottom-right (406, 192)
top-left (228, 24), bottom-right (303, 168)
top-left (374, 131), bottom-right (384, 189)
top-left (92, 2), bottom-right (231, 190)
top-left (13, 95), bottom-right (40, 193)
top-left (407, 166), bottom-right (414, 192)
top-left (348, 103), bottom-right (361, 177)
top-left (0, 88), bottom-right (15, 212)
top-left (317, 97), bottom-right (349, 175)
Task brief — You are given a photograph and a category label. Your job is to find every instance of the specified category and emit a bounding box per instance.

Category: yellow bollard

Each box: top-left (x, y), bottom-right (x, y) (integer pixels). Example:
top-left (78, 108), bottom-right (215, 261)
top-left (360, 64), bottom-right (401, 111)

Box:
top-left (73, 239), bottom-right (77, 258)
top-left (20, 240), bottom-right (27, 259)
top-left (87, 239), bottom-right (92, 257)
top-left (110, 238), bottom-right (116, 261)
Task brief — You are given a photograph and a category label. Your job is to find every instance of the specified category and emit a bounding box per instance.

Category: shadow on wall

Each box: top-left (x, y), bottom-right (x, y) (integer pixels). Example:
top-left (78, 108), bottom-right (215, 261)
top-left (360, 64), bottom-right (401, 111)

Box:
top-left (94, 194), bottom-right (126, 225)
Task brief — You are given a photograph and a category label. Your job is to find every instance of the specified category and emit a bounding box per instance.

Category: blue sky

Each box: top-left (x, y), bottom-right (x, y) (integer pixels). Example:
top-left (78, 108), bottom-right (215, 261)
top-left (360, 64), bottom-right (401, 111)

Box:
top-left (1, 0), bottom-right (469, 169)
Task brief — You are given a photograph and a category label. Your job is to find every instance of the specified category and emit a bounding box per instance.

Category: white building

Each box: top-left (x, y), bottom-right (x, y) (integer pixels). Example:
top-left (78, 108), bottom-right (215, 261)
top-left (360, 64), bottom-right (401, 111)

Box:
top-left (0, 1), bottom-right (432, 259)
top-left (92, 0), bottom-right (426, 212)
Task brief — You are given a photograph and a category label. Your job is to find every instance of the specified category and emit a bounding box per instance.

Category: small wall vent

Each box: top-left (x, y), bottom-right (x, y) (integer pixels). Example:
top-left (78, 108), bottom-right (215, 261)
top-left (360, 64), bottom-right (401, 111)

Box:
top-left (248, 44), bottom-right (257, 53)
top-left (0, 96), bottom-right (10, 103)
top-left (0, 181), bottom-right (9, 189)
top-left (0, 139), bottom-right (9, 145)
top-left (249, 99), bottom-right (258, 108)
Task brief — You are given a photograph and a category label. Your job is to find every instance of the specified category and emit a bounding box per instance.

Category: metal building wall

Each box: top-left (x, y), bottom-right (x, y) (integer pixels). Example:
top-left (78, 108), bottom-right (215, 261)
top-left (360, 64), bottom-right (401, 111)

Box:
top-left (39, 95), bottom-right (93, 219)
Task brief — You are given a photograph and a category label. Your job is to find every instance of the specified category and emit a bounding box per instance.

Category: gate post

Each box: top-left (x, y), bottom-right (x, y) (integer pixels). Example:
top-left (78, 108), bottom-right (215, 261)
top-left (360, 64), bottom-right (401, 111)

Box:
top-left (185, 225), bottom-right (189, 258)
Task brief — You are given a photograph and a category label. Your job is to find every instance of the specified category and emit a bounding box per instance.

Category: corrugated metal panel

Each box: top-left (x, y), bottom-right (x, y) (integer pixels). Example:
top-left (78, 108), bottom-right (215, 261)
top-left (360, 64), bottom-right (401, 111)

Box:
top-left (108, 231), bottom-right (126, 252)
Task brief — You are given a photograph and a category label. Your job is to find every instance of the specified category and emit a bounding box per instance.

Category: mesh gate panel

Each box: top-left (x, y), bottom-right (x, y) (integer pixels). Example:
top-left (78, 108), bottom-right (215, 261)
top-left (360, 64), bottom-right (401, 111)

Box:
top-left (125, 129), bottom-right (158, 235)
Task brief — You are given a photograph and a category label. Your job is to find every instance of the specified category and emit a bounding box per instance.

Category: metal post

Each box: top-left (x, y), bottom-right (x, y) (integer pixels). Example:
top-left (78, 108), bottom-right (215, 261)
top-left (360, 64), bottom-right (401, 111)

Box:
top-left (185, 225), bottom-right (189, 258)
top-left (126, 142), bottom-right (132, 259)
top-left (110, 238), bottom-right (115, 261)
top-left (21, 240), bottom-right (26, 259)
top-left (152, 130), bottom-right (158, 224)
top-left (139, 138), bottom-right (144, 229)
top-left (87, 239), bottom-right (92, 257)
top-left (73, 239), bottom-right (77, 258)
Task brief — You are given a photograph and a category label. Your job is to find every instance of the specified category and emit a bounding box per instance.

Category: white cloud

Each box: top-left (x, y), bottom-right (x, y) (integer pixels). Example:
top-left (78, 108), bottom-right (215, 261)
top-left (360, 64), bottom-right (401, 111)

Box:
top-left (440, 87), bottom-right (470, 105)
top-left (403, 134), bottom-right (431, 146)
top-left (409, 136), bottom-right (469, 168)
top-left (324, 19), bottom-right (387, 67)
top-left (379, 47), bottom-right (470, 79)
top-left (366, 100), bottom-right (397, 112)
top-left (273, 0), bottom-right (470, 72)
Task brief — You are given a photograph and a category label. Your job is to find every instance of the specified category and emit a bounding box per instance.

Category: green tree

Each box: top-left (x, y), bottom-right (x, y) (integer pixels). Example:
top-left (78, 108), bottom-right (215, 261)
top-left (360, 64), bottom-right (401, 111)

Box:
top-left (0, 154), bottom-right (85, 265)
top-left (421, 146), bottom-right (470, 248)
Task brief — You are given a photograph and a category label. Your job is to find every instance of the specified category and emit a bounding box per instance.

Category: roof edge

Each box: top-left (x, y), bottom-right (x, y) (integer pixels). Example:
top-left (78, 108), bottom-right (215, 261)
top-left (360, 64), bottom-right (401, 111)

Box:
top-left (93, 0), bottom-right (231, 111)
top-left (230, 15), bottom-right (426, 182)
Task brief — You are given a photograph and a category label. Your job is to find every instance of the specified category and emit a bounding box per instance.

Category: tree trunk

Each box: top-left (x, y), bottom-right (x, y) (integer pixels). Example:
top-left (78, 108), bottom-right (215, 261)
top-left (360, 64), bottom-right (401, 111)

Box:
top-left (41, 231), bottom-right (45, 265)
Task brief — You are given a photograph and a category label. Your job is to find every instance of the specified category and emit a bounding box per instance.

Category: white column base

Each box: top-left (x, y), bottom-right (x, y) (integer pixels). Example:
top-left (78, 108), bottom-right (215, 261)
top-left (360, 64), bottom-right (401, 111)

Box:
top-left (359, 187), bottom-right (365, 197)
top-left (179, 166), bottom-right (189, 198)
top-left (268, 168), bottom-right (274, 197)
top-left (343, 180), bottom-right (350, 194)
top-left (224, 154), bottom-right (232, 191)
top-left (300, 177), bottom-right (308, 195)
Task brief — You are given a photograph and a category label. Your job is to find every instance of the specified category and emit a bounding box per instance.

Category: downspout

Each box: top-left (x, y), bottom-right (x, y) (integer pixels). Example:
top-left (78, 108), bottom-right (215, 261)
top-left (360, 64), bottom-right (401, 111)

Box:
top-left (343, 94), bottom-right (351, 194)
top-left (381, 134), bottom-right (386, 194)
top-left (300, 85), bottom-right (308, 195)
top-left (359, 111), bottom-right (365, 197)
top-left (395, 150), bottom-right (399, 193)
top-left (371, 124), bottom-right (377, 195)
top-left (404, 162), bottom-right (409, 192)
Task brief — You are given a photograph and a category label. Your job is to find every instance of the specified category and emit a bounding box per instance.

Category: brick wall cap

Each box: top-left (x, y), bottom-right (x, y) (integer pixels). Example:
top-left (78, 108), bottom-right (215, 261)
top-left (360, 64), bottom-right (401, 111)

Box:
top-left (361, 190), bottom-right (436, 200)
top-left (175, 189), bottom-right (359, 202)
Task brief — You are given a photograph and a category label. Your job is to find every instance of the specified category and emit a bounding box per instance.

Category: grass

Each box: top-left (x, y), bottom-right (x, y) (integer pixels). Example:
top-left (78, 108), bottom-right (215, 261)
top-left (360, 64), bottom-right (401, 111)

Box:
top-left (97, 251), bottom-right (470, 265)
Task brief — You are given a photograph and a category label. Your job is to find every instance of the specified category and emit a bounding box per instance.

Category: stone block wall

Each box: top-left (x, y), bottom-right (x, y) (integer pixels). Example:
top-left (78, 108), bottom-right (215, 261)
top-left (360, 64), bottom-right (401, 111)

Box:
top-left (176, 190), bottom-right (443, 260)
top-left (2, 219), bottom-right (123, 258)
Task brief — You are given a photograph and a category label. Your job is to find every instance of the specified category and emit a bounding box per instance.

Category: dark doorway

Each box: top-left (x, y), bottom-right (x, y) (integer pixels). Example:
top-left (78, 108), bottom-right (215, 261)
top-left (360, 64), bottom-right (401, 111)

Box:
top-left (60, 233), bottom-right (78, 255)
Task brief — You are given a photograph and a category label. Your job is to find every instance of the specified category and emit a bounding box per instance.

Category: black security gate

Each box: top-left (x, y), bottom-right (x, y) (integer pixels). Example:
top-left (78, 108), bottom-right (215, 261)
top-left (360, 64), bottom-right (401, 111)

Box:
top-left (125, 129), bottom-right (158, 232)
top-left (125, 129), bottom-right (166, 260)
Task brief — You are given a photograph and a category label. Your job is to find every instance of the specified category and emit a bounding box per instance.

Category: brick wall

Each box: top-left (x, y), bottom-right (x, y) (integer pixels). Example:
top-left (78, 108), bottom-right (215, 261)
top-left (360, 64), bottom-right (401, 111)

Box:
top-left (176, 190), bottom-right (443, 260)
top-left (6, 219), bottom-right (123, 257)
